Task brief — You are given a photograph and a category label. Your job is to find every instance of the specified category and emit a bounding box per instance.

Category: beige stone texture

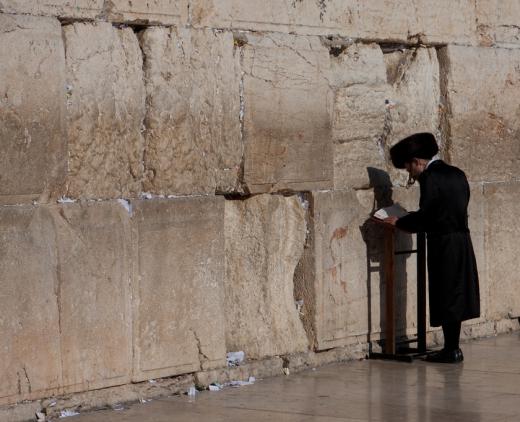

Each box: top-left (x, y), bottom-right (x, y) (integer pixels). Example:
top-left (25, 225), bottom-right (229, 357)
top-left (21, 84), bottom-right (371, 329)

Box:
top-left (476, 0), bottom-right (520, 47)
top-left (384, 48), bottom-right (441, 147)
top-left (41, 374), bottom-right (194, 420)
top-left (0, 15), bottom-right (66, 204)
top-left (483, 183), bottom-right (520, 320)
top-left (191, 0), bottom-right (476, 44)
top-left (384, 47), bottom-right (442, 186)
top-left (467, 183), bottom-right (488, 323)
top-left (332, 45), bottom-right (441, 189)
top-left (440, 45), bottom-right (520, 182)
top-left (141, 27), bottom-right (241, 195)
top-left (0, 401), bottom-right (42, 422)
top-left (0, 0), bottom-right (103, 19)
top-left (224, 195), bottom-right (309, 359)
top-left (412, 0), bottom-right (477, 45)
top-left (242, 33), bottom-right (333, 193)
top-left (330, 43), bottom-right (388, 190)
top-left (132, 197), bottom-right (226, 382)
top-left (0, 206), bottom-right (61, 405)
top-left (106, 0), bottom-right (188, 25)
top-left (0, 0), bottom-right (188, 24)
top-left (64, 22), bottom-right (145, 199)
top-left (285, 343), bottom-right (367, 373)
top-left (50, 202), bottom-right (133, 393)
top-left (195, 357), bottom-right (284, 389)
top-left (295, 187), bottom-right (420, 351)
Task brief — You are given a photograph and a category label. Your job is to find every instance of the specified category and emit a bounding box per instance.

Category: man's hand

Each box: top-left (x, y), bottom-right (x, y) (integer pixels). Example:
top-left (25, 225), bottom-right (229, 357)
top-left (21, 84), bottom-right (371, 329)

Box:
top-left (383, 216), bottom-right (398, 226)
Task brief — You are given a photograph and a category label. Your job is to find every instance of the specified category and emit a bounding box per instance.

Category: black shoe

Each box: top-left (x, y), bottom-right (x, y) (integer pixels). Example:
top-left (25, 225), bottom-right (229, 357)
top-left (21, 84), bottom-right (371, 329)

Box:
top-left (425, 348), bottom-right (464, 363)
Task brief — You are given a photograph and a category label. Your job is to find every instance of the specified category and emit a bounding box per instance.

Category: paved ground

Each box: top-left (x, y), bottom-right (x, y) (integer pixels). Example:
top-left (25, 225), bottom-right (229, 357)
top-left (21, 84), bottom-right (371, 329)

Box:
top-left (66, 332), bottom-right (520, 421)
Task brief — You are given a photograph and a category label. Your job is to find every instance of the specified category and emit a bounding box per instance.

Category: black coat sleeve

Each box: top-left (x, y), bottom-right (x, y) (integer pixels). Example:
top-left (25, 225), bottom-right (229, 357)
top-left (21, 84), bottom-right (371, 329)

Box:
top-left (396, 173), bottom-right (439, 233)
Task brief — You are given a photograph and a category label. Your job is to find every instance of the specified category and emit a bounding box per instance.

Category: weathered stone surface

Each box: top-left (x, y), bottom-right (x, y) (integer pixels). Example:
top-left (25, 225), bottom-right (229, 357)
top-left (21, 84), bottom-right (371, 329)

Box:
top-left (412, 0), bottom-right (477, 45)
top-left (331, 43), bottom-right (388, 190)
top-left (295, 187), bottom-right (420, 350)
top-left (224, 195), bottom-right (308, 358)
top-left (476, 0), bottom-right (520, 47)
top-left (483, 183), bottom-right (520, 320)
top-left (106, 0), bottom-right (188, 25)
top-left (0, 15), bottom-right (66, 204)
top-left (242, 33), bottom-right (333, 193)
top-left (331, 45), bottom-right (441, 189)
top-left (440, 45), bottom-right (520, 182)
top-left (141, 28), bottom-right (241, 195)
top-left (0, 0), bottom-right (103, 19)
top-left (384, 47), bottom-right (442, 186)
top-left (284, 343), bottom-right (367, 373)
top-left (195, 357), bottom-right (284, 388)
top-left (0, 0), bottom-right (188, 24)
top-left (384, 48), bottom-right (441, 147)
top-left (133, 197), bottom-right (226, 382)
top-left (41, 374), bottom-right (194, 420)
top-left (50, 202), bottom-right (133, 393)
top-left (0, 206), bottom-right (61, 405)
top-left (467, 183), bottom-right (488, 322)
top-left (0, 401), bottom-right (42, 422)
top-left (191, 0), bottom-right (476, 44)
top-left (64, 22), bottom-right (145, 199)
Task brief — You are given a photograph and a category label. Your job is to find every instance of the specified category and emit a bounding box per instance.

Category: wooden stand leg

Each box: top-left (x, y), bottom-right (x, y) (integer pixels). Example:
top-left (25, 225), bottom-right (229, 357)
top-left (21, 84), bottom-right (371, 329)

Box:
top-left (384, 227), bottom-right (395, 355)
top-left (417, 232), bottom-right (427, 352)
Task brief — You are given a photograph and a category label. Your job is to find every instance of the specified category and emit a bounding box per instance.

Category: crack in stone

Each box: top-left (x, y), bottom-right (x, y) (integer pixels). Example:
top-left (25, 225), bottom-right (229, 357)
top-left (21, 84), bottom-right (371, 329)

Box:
top-left (23, 366), bottom-right (32, 393)
top-left (266, 34), bottom-right (317, 70)
top-left (191, 329), bottom-right (210, 371)
top-left (436, 46), bottom-right (453, 162)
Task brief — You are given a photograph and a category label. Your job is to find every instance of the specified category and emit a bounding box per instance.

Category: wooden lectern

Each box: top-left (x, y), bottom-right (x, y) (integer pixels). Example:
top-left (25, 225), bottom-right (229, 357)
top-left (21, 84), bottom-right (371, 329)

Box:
top-left (369, 226), bottom-right (429, 362)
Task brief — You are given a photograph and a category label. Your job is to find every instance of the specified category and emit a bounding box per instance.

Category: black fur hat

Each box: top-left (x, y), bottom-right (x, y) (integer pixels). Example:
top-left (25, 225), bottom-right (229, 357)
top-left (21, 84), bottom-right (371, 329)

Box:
top-left (390, 132), bottom-right (439, 169)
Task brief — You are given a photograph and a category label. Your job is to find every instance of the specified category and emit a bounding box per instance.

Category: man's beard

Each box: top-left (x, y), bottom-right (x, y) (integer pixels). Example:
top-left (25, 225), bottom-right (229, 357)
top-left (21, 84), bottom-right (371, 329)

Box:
top-left (406, 174), bottom-right (416, 188)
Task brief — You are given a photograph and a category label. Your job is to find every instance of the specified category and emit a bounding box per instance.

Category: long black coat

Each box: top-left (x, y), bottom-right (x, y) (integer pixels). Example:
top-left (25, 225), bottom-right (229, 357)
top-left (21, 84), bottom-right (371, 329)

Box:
top-left (396, 160), bottom-right (480, 327)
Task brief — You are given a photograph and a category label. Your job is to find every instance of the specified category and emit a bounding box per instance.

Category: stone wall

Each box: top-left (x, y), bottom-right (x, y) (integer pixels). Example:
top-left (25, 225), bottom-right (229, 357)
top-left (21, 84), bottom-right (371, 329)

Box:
top-left (1, 0), bottom-right (519, 416)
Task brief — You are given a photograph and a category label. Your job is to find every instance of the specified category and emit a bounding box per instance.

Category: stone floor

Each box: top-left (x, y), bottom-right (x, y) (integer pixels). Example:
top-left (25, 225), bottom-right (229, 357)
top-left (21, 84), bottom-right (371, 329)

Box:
top-left (66, 332), bottom-right (520, 422)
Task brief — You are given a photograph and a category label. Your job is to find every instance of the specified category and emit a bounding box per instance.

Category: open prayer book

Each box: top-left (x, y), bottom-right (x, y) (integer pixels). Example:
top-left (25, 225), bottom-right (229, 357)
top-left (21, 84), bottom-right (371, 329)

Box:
top-left (373, 203), bottom-right (408, 220)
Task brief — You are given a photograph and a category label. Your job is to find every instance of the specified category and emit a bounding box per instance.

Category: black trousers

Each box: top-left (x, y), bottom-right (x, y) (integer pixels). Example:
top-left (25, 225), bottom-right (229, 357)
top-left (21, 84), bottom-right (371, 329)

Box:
top-left (442, 321), bottom-right (462, 350)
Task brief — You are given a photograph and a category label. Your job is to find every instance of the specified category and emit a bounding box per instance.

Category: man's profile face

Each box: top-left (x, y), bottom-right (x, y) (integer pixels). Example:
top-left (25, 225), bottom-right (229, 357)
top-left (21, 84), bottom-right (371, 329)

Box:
top-left (405, 159), bottom-right (423, 178)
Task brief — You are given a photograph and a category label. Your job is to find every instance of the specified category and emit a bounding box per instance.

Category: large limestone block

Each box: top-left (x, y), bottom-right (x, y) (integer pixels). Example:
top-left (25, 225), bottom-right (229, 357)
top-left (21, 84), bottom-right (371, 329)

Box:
top-left (106, 0), bottom-right (188, 25)
top-left (295, 187), bottom-right (420, 350)
top-left (224, 195), bottom-right (308, 358)
top-left (0, 1), bottom-right (102, 19)
top-left (384, 48), bottom-right (441, 147)
top-left (0, 206), bottom-right (62, 405)
top-left (467, 183), bottom-right (488, 321)
top-left (476, 0), bottom-right (520, 47)
top-left (0, 15), bottom-right (66, 204)
top-left (133, 197), bottom-right (226, 382)
top-left (330, 43), bottom-right (388, 190)
top-left (64, 22), bottom-right (145, 199)
top-left (242, 33), bottom-right (333, 193)
top-left (332, 45), bottom-right (441, 189)
top-left (50, 202), bottom-right (133, 393)
top-left (191, 0), bottom-right (475, 44)
top-left (412, 0), bottom-right (477, 45)
top-left (483, 183), bottom-right (520, 319)
top-left (440, 46), bottom-right (520, 182)
top-left (141, 28), bottom-right (241, 195)
top-left (384, 47), bottom-right (442, 186)
top-left (191, 0), bottom-right (405, 39)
